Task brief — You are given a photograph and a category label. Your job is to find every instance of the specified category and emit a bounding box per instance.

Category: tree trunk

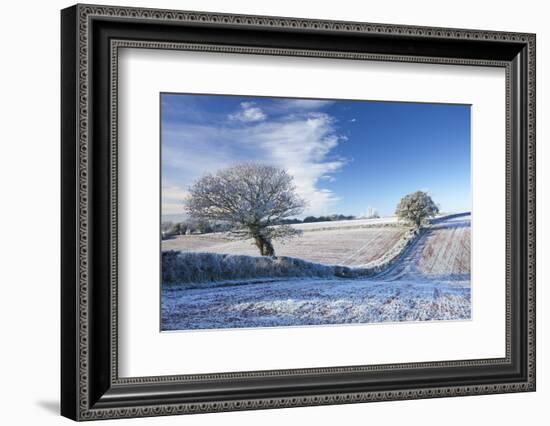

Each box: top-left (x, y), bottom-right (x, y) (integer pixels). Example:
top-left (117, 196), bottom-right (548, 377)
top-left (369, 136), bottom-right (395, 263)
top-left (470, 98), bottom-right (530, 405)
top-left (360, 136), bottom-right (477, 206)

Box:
top-left (263, 239), bottom-right (275, 256)
top-left (254, 234), bottom-right (275, 256)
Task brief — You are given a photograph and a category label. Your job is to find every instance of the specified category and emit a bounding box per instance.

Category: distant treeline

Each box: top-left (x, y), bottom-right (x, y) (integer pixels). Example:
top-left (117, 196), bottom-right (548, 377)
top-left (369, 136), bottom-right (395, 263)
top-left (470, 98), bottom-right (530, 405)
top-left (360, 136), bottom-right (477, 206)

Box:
top-left (161, 220), bottom-right (231, 239)
top-left (281, 214), bottom-right (358, 224)
top-left (161, 213), bottom-right (373, 239)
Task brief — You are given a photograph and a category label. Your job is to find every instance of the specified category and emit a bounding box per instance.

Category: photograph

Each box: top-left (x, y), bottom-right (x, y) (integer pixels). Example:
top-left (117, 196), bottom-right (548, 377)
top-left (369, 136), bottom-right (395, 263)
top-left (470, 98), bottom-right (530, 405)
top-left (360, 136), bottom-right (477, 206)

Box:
top-left (57, 4), bottom-right (536, 420)
top-left (160, 93), bottom-right (472, 331)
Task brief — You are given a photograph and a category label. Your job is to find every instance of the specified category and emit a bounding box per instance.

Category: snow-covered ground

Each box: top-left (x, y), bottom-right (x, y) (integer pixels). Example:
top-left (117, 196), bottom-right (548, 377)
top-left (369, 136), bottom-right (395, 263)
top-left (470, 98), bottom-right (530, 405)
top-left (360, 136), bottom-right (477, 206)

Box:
top-left (162, 278), bottom-right (470, 330)
top-left (290, 216), bottom-right (398, 230)
top-left (162, 225), bottom-right (406, 267)
top-left (161, 215), bottom-right (471, 330)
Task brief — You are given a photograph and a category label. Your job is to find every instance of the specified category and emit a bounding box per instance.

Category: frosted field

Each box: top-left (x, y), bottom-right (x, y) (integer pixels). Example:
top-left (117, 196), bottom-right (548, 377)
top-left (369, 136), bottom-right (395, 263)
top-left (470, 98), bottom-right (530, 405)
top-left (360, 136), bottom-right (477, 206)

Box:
top-left (291, 216), bottom-right (398, 230)
top-left (162, 279), bottom-right (470, 330)
top-left (161, 215), bottom-right (471, 330)
top-left (162, 220), bottom-right (406, 267)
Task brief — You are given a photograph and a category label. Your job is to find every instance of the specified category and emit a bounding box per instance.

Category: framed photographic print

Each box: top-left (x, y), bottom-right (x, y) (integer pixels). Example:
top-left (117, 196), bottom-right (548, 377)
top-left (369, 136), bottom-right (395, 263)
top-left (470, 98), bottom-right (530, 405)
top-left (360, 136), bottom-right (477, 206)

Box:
top-left (61, 4), bottom-right (536, 421)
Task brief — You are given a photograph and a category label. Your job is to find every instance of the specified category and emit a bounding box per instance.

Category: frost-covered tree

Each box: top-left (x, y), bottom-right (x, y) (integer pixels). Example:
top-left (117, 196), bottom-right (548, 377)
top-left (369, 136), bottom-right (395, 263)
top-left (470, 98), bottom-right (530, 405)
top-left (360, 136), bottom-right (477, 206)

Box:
top-left (185, 164), bottom-right (306, 256)
top-left (395, 191), bottom-right (439, 228)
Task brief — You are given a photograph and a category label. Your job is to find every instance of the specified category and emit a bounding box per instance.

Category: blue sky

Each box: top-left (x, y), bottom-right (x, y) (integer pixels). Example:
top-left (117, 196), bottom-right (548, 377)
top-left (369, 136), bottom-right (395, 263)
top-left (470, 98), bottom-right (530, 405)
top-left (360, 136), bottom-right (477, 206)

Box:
top-left (161, 93), bottom-right (471, 221)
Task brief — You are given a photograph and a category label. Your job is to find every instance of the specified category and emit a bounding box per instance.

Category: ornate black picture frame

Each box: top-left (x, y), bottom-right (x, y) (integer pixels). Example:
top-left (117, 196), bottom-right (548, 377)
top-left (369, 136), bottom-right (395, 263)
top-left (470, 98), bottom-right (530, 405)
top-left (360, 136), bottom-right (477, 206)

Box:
top-left (61, 4), bottom-right (536, 421)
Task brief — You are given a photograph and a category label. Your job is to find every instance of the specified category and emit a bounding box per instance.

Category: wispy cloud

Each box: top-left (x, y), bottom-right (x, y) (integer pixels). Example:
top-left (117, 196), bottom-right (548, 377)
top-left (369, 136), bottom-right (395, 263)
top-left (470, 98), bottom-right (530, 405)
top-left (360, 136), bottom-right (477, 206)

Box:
top-left (161, 185), bottom-right (189, 216)
top-left (246, 113), bottom-right (346, 215)
top-left (271, 99), bottom-right (334, 113)
top-left (162, 108), bottom-right (347, 217)
top-left (228, 102), bottom-right (266, 122)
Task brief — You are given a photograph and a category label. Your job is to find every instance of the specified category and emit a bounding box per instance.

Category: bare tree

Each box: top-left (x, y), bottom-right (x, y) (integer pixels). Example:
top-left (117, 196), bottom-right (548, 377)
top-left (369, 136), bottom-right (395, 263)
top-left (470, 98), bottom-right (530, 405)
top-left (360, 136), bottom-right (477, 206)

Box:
top-left (185, 164), bottom-right (306, 256)
top-left (395, 190), bottom-right (439, 228)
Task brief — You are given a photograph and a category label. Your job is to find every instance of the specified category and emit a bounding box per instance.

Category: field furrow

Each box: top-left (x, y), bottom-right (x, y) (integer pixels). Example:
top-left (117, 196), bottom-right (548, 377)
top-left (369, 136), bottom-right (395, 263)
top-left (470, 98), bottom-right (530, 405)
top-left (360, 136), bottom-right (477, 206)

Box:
top-left (162, 225), bottom-right (407, 267)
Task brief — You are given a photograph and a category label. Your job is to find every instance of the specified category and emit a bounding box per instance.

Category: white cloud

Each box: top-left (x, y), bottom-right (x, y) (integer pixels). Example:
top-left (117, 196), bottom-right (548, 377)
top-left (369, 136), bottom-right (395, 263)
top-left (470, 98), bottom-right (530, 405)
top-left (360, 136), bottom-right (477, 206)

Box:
top-left (272, 99), bottom-right (334, 112)
top-left (245, 113), bottom-right (346, 215)
top-left (162, 203), bottom-right (186, 216)
top-left (163, 111), bottom-right (347, 217)
top-left (350, 118), bottom-right (356, 122)
top-left (162, 185), bottom-right (189, 216)
top-left (163, 185), bottom-right (189, 201)
top-left (228, 102), bottom-right (266, 122)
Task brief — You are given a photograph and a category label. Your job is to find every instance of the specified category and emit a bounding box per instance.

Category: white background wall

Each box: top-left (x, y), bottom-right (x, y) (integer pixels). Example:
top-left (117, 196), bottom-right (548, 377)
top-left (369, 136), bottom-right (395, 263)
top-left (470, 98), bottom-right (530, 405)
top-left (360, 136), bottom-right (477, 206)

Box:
top-left (0, 0), bottom-right (547, 424)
